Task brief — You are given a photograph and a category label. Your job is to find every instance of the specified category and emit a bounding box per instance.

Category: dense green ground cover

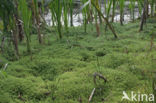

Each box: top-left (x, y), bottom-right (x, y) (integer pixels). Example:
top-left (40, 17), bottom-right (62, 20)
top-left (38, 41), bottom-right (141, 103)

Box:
top-left (0, 19), bottom-right (156, 103)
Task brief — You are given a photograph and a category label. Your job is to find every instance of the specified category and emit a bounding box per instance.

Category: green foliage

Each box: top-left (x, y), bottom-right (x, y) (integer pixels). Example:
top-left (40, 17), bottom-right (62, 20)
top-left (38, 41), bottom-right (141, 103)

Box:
top-left (2, 45), bottom-right (17, 61)
top-left (0, 0), bottom-right (15, 33)
top-left (0, 76), bottom-right (50, 102)
top-left (0, 18), bottom-right (156, 103)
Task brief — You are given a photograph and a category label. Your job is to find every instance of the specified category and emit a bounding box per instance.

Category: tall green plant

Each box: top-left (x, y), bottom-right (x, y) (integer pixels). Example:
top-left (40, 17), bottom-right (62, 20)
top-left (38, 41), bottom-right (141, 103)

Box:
top-left (150, 0), bottom-right (155, 17)
top-left (129, 0), bottom-right (136, 22)
top-left (63, 0), bottom-right (69, 32)
top-left (69, 0), bottom-right (74, 26)
top-left (81, 0), bottom-right (88, 33)
top-left (94, 0), bottom-right (100, 36)
top-left (32, 0), bottom-right (43, 44)
top-left (112, 0), bottom-right (117, 22)
top-left (50, 0), bottom-right (62, 39)
top-left (49, 2), bottom-right (56, 26)
top-left (81, 0), bottom-right (118, 38)
top-left (105, 0), bottom-right (113, 30)
top-left (137, 0), bottom-right (143, 17)
top-left (18, 0), bottom-right (32, 53)
top-left (119, 0), bottom-right (125, 25)
top-left (155, 0), bottom-right (156, 15)
top-left (106, 0), bottom-right (113, 19)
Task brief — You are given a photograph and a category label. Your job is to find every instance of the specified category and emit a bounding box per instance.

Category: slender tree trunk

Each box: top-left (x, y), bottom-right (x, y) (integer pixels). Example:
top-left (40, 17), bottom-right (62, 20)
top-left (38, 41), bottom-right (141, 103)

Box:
top-left (26, 35), bottom-right (31, 53)
top-left (112, 0), bottom-right (115, 22)
top-left (14, 0), bottom-right (24, 42)
top-left (146, 0), bottom-right (149, 17)
top-left (39, 5), bottom-right (46, 25)
top-left (120, 13), bottom-right (124, 26)
top-left (32, 0), bottom-right (43, 44)
top-left (96, 23), bottom-right (100, 37)
top-left (98, 13), bottom-right (102, 24)
top-left (119, 0), bottom-right (124, 26)
top-left (155, 1), bottom-right (156, 16)
top-left (70, 12), bottom-right (73, 26)
top-left (37, 22), bottom-right (42, 44)
top-left (96, 0), bottom-right (102, 24)
top-left (95, 10), bottom-right (100, 36)
top-left (0, 37), bottom-right (5, 53)
top-left (139, 0), bottom-right (147, 31)
top-left (70, 2), bottom-right (73, 27)
top-left (151, 0), bottom-right (154, 17)
top-left (36, 11), bottom-right (43, 44)
top-left (17, 20), bottom-right (24, 42)
top-left (57, 0), bottom-right (62, 39)
top-left (12, 29), bottom-right (19, 57)
top-left (14, 16), bottom-right (19, 56)
top-left (88, 9), bottom-right (93, 23)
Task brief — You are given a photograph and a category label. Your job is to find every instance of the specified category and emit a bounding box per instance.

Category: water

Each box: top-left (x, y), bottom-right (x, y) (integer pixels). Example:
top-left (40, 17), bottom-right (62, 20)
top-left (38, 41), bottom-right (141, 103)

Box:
top-left (44, 1), bottom-right (147, 27)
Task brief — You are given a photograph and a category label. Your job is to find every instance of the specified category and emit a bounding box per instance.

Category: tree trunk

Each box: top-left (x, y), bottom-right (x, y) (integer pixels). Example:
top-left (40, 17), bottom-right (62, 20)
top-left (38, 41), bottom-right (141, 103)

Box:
top-left (0, 37), bottom-right (5, 53)
top-left (32, 0), bottom-right (43, 44)
top-left (36, 10), bottom-right (43, 44)
top-left (120, 13), bottom-right (124, 26)
top-left (146, 0), bottom-right (149, 17)
top-left (14, 0), bottom-right (24, 42)
top-left (155, 0), bottom-right (156, 16)
top-left (70, 2), bottom-right (73, 27)
top-left (12, 29), bottom-right (19, 57)
top-left (37, 22), bottom-right (42, 44)
top-left (151, 0), bottom-right (154, 17)
top-left (112, 0), bottom-right (115, 22)
top-left (13, 14), bottom-right (19, 57)
top-left (98, 13), bottom-right (102, 24)
top-left (96, 23), bottom-right (100, 37)
top-left (17, 20), bottom-right (24, 42)
top-left (139, 0), bottom-right (147, 31)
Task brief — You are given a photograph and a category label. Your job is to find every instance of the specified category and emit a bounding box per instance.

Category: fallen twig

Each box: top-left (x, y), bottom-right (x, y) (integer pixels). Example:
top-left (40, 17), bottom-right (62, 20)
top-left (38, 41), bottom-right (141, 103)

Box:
top-left (3, 63), bottom-right (8, 70)
top-left (93, 72), bottom-right (107, 85)
top-left (88, 88), bottom-right (96, 103)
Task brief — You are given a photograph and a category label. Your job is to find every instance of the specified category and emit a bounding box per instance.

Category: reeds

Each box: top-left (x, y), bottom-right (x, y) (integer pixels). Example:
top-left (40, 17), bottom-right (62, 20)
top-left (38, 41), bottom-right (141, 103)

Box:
top-left (63, 0), bottom-right (69, 32)
top-left (112, 0), bottom-right (117, 22)
top-left (119, 0), bottom-right (125, 25)
top-left (18, 0), bottom-right (32, 53)
top-left (49, 0), bottom-right (62, 39)
top-left (1, 0), bottom-right (156, 54)
top-left (129, 0), bottom-right (136, 22)
top-left (32, 0), bottom-right (43, 44)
